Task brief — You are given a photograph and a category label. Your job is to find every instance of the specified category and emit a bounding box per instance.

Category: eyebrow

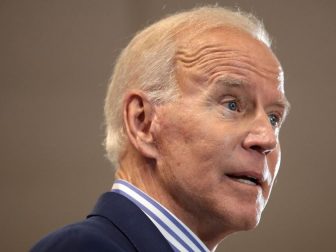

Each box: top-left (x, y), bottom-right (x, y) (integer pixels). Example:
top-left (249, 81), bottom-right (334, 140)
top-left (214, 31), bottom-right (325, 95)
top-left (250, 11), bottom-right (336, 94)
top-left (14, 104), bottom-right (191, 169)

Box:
top-left (215, 76), bottom-right (291, 115)
top-left (276, 98), bottom-right (291, 119)
top-left (216, 76), bottom-right (247, 88)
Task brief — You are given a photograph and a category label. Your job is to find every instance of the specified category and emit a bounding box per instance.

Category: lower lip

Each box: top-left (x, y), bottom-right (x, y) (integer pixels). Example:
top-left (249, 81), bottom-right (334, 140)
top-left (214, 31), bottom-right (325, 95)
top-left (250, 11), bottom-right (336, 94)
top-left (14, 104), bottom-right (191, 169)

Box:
top-left (226, 176), bottom-right (261, 190)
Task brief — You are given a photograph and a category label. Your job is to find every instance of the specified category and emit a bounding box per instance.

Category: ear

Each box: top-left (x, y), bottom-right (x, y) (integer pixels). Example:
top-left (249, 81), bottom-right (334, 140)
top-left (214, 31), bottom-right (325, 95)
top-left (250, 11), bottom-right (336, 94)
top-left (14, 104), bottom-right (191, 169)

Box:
top-left (123, 91), bottom-right (158, 159)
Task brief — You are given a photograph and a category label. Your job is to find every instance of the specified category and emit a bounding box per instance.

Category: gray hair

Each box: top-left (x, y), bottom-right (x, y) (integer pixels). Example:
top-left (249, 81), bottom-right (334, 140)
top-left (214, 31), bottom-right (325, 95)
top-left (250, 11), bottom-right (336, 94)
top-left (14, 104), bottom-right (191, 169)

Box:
top-left (104, 6), bottom-right (271, 167)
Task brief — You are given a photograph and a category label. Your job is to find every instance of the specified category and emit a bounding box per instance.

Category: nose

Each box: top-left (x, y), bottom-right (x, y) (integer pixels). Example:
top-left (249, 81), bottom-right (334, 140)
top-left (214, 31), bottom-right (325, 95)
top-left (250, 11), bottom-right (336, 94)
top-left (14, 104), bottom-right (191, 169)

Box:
top-left (242, 112), bottom-right (278, 155)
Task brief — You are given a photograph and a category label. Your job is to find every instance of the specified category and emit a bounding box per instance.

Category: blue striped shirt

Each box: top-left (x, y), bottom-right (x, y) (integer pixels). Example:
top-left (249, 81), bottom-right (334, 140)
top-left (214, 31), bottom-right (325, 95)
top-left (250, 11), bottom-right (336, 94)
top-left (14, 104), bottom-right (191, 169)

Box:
top-left (112, 179), bottom-right (210, 252)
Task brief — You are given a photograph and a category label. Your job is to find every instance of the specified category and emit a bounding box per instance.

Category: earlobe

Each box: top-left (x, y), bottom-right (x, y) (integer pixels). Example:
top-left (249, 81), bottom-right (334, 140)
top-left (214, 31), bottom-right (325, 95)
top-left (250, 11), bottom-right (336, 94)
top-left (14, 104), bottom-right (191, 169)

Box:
top-left (123, 91), bottom-right (158, 159)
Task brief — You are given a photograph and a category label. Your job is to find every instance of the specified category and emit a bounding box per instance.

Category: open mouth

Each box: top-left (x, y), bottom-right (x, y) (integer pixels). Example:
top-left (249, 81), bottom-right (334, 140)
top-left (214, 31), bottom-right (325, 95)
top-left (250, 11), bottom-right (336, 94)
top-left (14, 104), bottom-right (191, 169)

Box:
top-left (227, 174), bottom-right (260, 186)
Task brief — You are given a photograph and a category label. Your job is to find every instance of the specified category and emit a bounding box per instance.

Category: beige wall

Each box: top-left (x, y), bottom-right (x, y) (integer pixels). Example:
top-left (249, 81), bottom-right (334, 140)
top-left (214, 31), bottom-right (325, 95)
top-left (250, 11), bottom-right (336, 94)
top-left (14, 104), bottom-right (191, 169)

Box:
top-left (1, 1), bottom-right (335, 251)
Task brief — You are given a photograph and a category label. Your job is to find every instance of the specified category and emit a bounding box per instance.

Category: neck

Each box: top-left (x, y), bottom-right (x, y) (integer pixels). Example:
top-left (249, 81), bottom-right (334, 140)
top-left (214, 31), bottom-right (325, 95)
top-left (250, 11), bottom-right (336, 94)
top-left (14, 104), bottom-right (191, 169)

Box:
top-left (114, 149), bottom-right (231, 250)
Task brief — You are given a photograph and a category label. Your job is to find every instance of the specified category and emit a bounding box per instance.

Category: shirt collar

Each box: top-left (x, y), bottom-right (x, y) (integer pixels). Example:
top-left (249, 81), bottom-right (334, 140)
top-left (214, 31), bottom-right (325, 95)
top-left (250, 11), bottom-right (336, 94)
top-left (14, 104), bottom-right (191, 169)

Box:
top-left (112, 179), bottom-right (210, 252)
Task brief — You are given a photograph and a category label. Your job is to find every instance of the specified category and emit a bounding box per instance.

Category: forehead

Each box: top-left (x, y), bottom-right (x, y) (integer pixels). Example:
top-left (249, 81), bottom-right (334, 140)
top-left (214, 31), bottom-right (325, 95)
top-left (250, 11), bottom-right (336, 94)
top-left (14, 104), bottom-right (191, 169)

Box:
top-left (175, 27), bottom-right (284, 94)
top-left (178, 26), bottom-right (279, 66)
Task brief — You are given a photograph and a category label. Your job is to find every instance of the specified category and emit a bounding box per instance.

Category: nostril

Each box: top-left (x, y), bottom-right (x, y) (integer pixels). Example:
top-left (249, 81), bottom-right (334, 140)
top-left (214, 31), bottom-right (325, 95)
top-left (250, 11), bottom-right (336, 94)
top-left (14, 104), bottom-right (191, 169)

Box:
top-left (250, 145), bottom-right (271, 155)
top-left (264, 150), bottom-right (271, 155)
top-left (250, 145), bottom-right (263, 153)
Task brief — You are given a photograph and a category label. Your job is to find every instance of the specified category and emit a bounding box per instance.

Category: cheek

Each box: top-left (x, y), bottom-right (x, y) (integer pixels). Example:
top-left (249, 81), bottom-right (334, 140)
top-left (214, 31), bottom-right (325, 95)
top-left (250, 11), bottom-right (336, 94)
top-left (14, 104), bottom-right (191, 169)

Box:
top-left (156, 113), bottom-right (210, 171)
top-left (157, 115), bottom-right (239, 180)
top-left (154, 103), bottom-right (245, 184)
top-left (156, 118), bottom-right (204, 168)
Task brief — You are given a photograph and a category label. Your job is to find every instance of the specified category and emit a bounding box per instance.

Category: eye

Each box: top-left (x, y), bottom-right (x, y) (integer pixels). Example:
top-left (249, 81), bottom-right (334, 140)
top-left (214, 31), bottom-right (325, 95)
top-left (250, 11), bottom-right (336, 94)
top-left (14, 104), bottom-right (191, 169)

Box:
top-left (220, 96), bottom-right (243, 114)
top-left (269, 113), bottom-right (281, 127)
top-left (227, 101), bottom-right (238, 111)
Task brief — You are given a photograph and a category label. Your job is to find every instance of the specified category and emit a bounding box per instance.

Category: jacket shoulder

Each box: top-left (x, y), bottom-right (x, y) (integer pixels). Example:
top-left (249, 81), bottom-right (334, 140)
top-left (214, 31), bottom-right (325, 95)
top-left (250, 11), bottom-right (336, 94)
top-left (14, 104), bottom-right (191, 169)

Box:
top-left (30, 216), bottom-right (136, 252)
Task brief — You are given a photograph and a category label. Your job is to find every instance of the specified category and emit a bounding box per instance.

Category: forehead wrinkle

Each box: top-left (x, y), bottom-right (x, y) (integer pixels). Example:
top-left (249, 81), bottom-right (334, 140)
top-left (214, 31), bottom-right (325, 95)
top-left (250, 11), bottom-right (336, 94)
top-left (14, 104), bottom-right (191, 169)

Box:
top-left (199, 55), bottom-right (279, 81)
top-left (203, 65), bottom-right (280, 88)
top-left (176, 45), bottom-right (281, 84)
top-left (176, 44), bottom-right (239, 67)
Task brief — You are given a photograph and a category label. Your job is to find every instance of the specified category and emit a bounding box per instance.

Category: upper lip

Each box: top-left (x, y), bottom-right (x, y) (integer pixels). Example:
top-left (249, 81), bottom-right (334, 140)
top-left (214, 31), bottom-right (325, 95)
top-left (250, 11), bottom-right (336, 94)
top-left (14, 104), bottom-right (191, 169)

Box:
top-left (226, 171), bottom-right (266, 187)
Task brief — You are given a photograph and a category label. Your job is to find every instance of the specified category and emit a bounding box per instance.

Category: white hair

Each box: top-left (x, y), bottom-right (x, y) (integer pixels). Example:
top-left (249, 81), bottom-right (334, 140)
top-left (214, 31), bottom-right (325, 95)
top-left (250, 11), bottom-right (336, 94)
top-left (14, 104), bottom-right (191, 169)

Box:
top-left (104, 5), bottom-right (272, 167)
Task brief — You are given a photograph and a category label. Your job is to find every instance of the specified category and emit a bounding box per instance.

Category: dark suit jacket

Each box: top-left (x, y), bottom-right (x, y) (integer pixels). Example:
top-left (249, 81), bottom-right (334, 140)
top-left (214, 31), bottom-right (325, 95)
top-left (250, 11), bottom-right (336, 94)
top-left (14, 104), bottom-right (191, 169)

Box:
top-left (31, 192), bottom-right (174, 252)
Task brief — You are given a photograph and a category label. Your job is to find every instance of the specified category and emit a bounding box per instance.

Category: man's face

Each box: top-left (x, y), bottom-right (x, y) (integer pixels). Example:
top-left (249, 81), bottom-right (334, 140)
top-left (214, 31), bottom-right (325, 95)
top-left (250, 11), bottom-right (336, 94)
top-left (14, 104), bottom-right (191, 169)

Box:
top-left (152, 28), bottom-right (288, 233)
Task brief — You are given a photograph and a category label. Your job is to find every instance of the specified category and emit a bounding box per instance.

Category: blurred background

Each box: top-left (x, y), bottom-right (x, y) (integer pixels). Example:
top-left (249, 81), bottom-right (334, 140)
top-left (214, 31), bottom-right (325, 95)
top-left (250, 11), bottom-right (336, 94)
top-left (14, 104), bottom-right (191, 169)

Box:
top-left (1, 1), bottom-right (335, 251)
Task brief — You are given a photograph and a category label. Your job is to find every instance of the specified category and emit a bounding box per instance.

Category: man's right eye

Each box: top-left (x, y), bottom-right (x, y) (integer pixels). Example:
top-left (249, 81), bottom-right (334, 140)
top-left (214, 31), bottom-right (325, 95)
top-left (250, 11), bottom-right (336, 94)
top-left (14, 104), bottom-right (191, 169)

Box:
top-left (227, 101), bottom-right (238, 111)
top-left (220, 96), bottom-right (243, 114)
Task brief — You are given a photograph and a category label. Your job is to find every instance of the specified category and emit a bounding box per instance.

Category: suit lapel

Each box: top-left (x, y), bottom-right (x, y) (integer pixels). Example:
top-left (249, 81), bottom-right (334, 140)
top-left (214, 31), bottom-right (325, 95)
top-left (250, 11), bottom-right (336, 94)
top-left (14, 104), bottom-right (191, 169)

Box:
top-left (88, 192), bottom-right (174, 252)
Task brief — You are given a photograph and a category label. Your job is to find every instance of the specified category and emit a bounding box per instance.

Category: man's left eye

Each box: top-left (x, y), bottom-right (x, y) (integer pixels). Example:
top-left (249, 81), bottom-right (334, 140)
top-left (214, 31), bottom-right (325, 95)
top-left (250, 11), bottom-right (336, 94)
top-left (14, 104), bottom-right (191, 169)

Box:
top-left (269, 113), bottom-right (281, 127)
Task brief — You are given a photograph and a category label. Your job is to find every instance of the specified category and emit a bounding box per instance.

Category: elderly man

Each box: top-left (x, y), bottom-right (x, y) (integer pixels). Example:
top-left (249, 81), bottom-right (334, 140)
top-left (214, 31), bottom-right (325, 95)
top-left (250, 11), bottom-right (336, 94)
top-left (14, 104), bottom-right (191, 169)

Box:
top-left (31, 6), bottom-right (289, 252)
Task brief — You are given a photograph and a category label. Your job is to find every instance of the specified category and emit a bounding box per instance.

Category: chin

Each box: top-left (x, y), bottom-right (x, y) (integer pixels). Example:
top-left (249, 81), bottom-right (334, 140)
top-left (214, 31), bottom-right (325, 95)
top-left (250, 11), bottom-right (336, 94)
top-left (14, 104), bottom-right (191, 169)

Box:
top-left (229, 205), bottom-right (263, 232)
top-left (241, 214), bottom-right (261, 230)
top-left (227, 216), bottom-right (259, 233)
top-left (239, 196), bottom-right (266, 230)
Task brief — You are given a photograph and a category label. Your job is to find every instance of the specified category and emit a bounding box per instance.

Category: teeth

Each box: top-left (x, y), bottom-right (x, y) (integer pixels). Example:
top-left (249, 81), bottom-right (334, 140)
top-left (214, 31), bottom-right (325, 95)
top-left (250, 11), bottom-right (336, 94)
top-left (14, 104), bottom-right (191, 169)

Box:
top-left (236, 178), bottom-right (257, 186)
